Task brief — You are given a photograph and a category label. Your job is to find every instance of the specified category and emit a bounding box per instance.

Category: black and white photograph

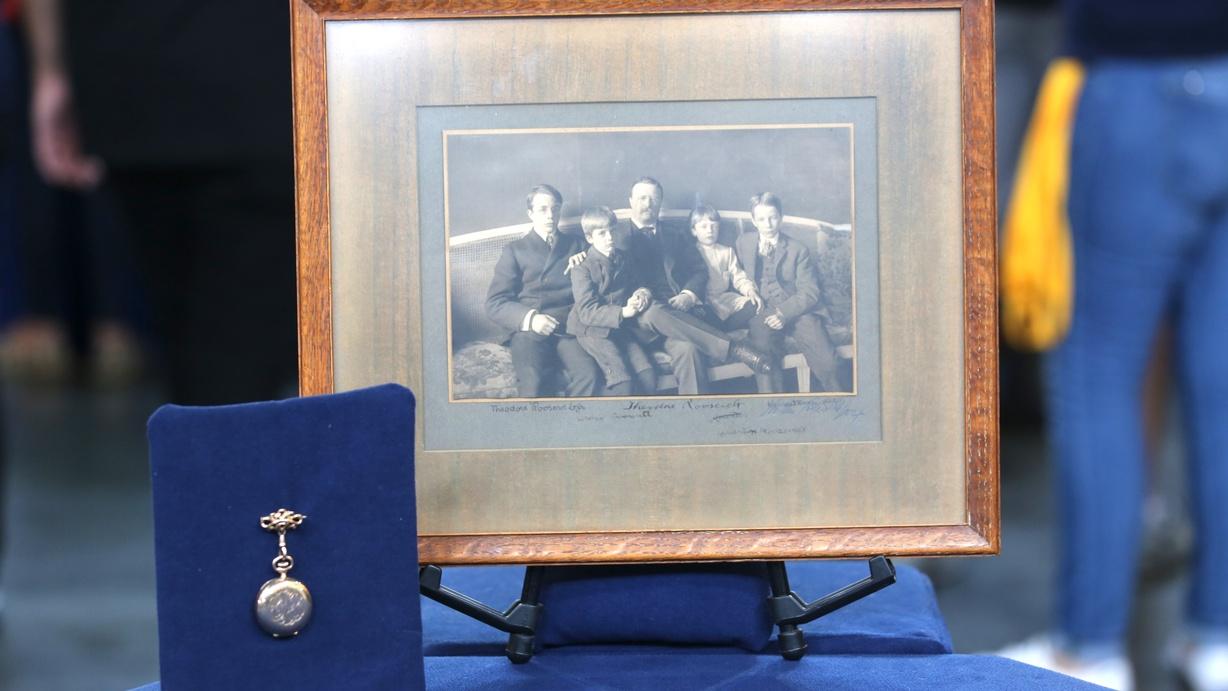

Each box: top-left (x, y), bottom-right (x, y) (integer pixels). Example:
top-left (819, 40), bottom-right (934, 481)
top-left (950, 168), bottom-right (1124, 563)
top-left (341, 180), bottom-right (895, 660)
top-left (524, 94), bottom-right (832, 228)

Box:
top-left (444, 122), bottom-right (858, 403)
top-left (415, 98), bottom-right (882, 451)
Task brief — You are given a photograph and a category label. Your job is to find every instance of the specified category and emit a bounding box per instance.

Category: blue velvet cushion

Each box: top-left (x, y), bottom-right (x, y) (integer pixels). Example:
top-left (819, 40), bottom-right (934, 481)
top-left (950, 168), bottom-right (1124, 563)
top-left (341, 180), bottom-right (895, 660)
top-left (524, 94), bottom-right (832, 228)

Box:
top-left (421, 561), bottom-right (950, 657)
top-left (147, 384), bottom-right (424, 690)
top-left (537, 563), bottom-right (774, 651)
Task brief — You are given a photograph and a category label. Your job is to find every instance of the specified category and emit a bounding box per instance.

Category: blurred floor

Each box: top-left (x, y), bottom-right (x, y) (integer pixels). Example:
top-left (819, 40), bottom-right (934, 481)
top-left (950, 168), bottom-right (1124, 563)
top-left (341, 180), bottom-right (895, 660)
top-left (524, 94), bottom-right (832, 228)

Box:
top-left (0, 382), bottom-right (1190, 689)
top-left (0, 383), bottom-right (160, 691)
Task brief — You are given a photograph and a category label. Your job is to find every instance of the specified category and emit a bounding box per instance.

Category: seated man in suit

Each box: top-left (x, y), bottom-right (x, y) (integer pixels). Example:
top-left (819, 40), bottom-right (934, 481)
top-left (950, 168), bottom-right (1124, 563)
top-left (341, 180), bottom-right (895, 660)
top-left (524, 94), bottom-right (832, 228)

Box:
top-left (485, 184), bottom-right (601, 398)
top-left (735, 192), bottom-right (843, 393)
top-left (612, 177), bottom-right (772, 394)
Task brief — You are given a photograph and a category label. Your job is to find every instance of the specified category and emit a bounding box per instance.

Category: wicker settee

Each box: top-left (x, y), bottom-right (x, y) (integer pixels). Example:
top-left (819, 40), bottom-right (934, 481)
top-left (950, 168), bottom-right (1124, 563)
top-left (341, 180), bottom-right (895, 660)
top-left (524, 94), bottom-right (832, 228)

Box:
top-left (449, 209), bottom-right (853, 399)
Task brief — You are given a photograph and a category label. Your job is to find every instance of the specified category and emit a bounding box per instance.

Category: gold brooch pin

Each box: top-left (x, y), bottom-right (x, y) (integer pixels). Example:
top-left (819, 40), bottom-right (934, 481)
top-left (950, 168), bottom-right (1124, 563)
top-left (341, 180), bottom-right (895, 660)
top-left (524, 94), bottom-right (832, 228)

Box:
top-left (255, 508), bottom-right (312, 638)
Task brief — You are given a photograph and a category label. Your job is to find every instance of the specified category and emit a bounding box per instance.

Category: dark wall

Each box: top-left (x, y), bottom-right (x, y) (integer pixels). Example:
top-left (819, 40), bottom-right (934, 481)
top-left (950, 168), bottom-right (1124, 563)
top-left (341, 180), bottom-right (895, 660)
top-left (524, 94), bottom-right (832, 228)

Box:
top-left (445, 126), bottom-right (852, 234)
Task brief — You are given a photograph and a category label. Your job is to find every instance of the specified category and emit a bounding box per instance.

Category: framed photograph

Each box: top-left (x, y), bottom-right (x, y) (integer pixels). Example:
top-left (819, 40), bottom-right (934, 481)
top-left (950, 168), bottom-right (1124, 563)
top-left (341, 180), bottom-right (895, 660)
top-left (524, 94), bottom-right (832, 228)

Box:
top-left (291, 0), bottom-right (998, 564)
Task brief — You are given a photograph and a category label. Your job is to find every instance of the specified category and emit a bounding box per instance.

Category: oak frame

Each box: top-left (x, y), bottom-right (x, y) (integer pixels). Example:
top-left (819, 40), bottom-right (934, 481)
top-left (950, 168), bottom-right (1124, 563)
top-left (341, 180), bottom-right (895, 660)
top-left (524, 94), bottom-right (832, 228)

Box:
top-left (291, 0), bottom-right (998, 565)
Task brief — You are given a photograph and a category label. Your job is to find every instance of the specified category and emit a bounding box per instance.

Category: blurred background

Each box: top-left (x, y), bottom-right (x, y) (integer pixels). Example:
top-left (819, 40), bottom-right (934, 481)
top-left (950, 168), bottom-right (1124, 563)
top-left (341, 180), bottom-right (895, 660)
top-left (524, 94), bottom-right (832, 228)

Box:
top-left (1, 1), bottom-right (1224, 690)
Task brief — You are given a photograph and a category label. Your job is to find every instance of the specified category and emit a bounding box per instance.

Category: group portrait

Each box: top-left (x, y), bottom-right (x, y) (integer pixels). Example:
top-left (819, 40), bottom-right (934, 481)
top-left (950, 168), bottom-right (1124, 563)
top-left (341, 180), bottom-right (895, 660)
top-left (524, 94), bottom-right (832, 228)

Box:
top-left (444, 123), bottom-right (858, 402)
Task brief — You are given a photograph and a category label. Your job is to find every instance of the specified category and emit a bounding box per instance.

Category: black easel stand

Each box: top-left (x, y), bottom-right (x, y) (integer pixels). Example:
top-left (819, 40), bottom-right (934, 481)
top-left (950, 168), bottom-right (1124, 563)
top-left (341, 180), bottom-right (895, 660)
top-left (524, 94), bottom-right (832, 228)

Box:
top-left (419, 565), bottom-right (545, 663)
top-left (419, 556), bottom-right (896, 664)
top-left (767, 556), bottom-right (896, 660)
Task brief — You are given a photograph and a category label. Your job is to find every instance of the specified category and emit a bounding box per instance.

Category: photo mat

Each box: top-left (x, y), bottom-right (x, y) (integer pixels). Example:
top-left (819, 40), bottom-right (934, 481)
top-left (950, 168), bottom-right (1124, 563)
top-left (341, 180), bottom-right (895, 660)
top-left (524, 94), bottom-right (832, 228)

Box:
top-left (418, 98), bottom-right (882, 451)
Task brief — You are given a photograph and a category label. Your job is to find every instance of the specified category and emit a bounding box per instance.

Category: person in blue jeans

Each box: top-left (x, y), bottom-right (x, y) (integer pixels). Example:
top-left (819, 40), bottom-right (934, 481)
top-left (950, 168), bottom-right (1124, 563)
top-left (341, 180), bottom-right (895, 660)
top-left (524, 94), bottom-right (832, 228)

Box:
top-left (998, 4), bottom-right (1228, 688)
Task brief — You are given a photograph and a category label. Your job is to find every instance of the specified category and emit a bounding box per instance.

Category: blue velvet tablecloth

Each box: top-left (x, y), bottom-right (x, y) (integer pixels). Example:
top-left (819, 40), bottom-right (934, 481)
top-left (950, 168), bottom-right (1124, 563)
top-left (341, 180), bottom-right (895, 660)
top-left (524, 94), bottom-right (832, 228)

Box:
top-left (135, 561), bottom-right (1097, 690)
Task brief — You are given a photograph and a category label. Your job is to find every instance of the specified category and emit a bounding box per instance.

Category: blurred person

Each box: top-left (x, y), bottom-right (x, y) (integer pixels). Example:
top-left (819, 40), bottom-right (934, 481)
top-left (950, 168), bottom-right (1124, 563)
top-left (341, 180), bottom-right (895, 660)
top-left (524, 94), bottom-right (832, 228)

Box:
top-left (996, 0), bottom-right (1060, 431)
top-left (0, 0), bottom-right (16, 618)
top-left (23, 0), bottom-right (297, 405)
top-left (1, 1), bottom-right (22, 332)
top-left (0, 0), bottom-right (142, 388)
top-left (994, 1), bottom-right (1228, 689)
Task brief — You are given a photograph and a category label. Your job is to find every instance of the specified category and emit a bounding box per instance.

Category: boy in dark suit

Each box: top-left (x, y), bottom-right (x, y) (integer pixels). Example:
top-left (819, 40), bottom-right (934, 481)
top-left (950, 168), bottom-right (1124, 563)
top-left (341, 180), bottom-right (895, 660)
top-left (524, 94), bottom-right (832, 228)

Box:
top-left (485, 184), bottom-right (601, 398)
top-left (735, 193), bottom-right (842, 393)
top-left (567, 207), bottom-right (656, 395)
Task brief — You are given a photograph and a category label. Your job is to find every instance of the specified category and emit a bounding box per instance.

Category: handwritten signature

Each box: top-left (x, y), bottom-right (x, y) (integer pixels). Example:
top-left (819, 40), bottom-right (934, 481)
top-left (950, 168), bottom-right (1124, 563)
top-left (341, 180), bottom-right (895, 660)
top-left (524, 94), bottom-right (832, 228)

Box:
top-left (763, 398), bottom-right (865, 422)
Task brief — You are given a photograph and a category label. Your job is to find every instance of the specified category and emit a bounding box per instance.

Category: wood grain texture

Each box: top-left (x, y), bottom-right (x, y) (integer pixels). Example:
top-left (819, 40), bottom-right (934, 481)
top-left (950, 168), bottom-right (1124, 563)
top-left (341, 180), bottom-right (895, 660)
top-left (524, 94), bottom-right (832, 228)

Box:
top-left (306, 0), bottom-right (966, 20)
top-left (293, 0), bottom-right (998, 563)
top-left (419, 524), bottom-right (991, 565)
top-left (959, 0), bottom-right (999, 553)
top-left (292, 0), bottom-right (334, 397)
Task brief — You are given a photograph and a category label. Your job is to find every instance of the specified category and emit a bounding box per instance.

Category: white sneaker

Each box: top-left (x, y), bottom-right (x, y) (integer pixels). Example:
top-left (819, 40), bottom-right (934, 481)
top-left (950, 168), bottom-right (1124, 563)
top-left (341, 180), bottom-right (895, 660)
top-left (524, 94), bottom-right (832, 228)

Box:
top-left (1171, 641), bottom-right (1228, 691)
top-left (988, 635), bottom-right (1135, 691)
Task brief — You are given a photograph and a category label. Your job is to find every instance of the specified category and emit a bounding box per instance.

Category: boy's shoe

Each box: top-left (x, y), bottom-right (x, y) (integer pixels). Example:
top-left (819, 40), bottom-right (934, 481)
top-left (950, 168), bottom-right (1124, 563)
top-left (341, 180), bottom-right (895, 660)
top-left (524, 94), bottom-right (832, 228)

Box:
top-left (989, 635), bottom-right (1134, 691)
top-left (1170, 640), bottom-right (1228, 691)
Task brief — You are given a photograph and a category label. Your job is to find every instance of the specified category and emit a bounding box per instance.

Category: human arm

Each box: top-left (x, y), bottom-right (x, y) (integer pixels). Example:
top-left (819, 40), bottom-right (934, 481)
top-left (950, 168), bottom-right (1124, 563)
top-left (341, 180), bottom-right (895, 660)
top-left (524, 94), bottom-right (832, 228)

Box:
top-left (727, 250), bottom-right (763, 310)
top-left (669, 232), bottom-right (710, 300)
top-left (570, 264), bottom-right (625, 329)
top-left (564, 250), bottom-right (587, 275)
top-left (486, 245), bottom-right (543, 333)
top-left (23, 0), bottom-right (104, 188)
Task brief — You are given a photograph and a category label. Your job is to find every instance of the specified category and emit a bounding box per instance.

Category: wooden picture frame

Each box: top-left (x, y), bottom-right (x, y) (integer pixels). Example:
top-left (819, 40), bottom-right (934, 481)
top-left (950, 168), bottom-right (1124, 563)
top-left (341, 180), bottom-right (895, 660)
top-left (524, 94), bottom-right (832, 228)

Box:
top-left (291, 0), bottom-right (998, 565)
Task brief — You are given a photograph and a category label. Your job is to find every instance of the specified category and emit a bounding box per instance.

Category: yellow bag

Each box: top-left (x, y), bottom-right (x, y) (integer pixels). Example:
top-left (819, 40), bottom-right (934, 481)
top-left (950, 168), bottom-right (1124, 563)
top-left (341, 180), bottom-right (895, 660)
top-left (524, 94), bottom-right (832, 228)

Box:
top-left (1000, 58), bottom-right (1085, 351)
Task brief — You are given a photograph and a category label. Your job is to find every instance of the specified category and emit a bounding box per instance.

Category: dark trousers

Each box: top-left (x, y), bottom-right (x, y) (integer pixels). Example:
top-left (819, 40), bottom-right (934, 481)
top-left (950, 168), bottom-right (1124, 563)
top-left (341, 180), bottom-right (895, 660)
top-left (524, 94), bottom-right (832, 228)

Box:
top-left (633, 303), bottom-right (733, 395)
top-left (577, 331), bottom-right (655, 394)
top-left (508, 331), bottom-right (601, 398)
top-left (109, 164), bottom-right (298, 405)
top-left (748, 312), bottom-right (840, 393)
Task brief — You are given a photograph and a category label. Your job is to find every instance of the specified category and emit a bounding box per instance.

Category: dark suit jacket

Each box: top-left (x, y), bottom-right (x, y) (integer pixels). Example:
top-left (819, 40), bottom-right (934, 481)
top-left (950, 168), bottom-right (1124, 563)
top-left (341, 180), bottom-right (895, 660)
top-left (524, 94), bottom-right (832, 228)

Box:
top-left (613, 218), bottom-right (707, 302)
top-left (485, 230), bottom-right (585, 342)
top-left (567, 249), bottom-right (643, 339)
top-left (735, 232), bottom-right (823, 322)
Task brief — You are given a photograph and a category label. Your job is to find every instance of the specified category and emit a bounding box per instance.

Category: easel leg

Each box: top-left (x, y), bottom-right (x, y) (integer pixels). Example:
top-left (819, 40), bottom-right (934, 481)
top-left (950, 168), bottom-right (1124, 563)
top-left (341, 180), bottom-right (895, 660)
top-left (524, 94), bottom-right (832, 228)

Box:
top-left (767, 562), bottom-right (808, 660)
top-left (767, 557), bottom-right (896, 661)
top-left (418, 564), bottom-right (545, 664)
top-left (505, 566), bottom-right (545, 663)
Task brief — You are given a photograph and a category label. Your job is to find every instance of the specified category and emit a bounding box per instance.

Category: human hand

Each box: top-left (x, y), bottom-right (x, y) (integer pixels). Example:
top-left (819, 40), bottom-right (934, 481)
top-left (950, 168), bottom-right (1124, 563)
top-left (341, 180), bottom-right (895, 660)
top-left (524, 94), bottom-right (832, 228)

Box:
top-left (632, 288), bottom-right (652, 310)
top-left (765, 312), bottom-right (784, 330)
top-left (621, 304), bottom-right (639, 318)
top-left (748, 291), bottom-right (764, 312)
top-left (30, 70), bottom-right (104, 189)
top-left (563, 251), bottom-right (587, 274)
top-left (668, 292), bottom-right (696, 310)
top-left (530, 313), bottom-right (559, 335)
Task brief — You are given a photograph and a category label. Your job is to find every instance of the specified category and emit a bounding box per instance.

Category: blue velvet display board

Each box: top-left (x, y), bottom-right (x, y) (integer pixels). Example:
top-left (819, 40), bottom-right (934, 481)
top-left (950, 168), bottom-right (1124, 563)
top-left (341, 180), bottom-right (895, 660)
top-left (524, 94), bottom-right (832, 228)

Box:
top-left (147, 384), bottom-right (424, 690)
